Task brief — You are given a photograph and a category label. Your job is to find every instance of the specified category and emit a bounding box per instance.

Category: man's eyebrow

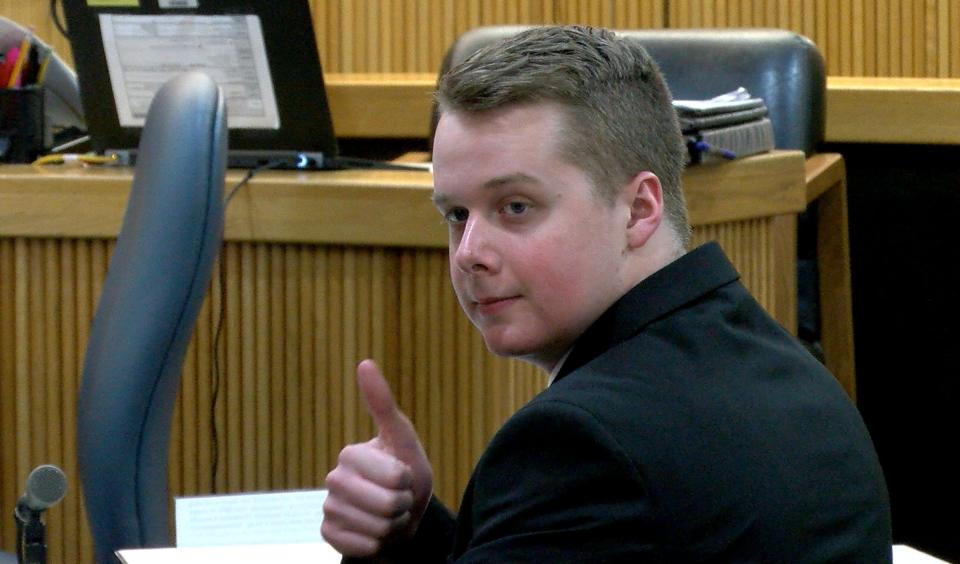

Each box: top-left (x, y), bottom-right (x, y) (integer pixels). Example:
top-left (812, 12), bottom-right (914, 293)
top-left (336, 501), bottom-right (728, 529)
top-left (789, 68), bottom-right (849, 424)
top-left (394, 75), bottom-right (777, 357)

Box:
top-left (432, 173), bottom-right (540, 207)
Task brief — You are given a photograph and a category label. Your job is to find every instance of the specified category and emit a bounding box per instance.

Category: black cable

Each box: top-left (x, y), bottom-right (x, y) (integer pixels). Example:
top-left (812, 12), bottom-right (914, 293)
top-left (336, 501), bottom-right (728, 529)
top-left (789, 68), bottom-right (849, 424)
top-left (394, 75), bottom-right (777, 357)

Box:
top-left (209, 160), bottom-right (285, 492)
top-left (49, 0), bottom-right (70, 40)
top-left (207, 156), bottom-right (417, 489)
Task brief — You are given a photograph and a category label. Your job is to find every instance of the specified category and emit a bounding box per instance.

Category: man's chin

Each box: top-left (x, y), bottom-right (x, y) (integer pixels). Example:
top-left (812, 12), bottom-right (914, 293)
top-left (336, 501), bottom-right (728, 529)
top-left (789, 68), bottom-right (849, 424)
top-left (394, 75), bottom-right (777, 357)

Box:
top-left (481, 332), bottom-right (546, 362)
top-left (481, 335), bottom-right (534, 359)
top-left (480, 328), bottom-right (572, 372)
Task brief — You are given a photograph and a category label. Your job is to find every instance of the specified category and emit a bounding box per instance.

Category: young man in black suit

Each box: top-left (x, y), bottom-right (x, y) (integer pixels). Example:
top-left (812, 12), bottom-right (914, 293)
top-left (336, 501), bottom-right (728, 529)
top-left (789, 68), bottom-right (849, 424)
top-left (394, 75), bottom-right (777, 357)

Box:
top-left (321, 25), bottom-right (892, 562)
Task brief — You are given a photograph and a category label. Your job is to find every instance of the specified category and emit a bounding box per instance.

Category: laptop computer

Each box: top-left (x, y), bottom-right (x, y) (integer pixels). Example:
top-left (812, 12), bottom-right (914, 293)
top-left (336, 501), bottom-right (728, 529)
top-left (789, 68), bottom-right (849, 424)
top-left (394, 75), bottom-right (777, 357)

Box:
top-left (61, 0), bottom-right (339, 170)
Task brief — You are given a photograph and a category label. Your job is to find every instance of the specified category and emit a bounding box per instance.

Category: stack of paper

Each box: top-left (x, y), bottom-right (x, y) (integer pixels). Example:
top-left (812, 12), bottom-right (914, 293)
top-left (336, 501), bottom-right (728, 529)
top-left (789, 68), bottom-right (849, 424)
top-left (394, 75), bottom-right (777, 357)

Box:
top-left (116, 489), bottom-right (339, 563)
top-left (674, 87), bottom-right (775, 164)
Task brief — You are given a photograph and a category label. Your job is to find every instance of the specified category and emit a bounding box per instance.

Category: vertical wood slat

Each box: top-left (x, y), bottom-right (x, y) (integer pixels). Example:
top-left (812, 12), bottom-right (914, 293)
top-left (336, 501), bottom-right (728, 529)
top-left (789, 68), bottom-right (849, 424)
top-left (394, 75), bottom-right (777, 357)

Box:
top-left (0, 240), bottom-right (16, 554)
top-left (57, 242), bottom-right (77, 559)
top-left (952, 0), bottom-right (960, 76)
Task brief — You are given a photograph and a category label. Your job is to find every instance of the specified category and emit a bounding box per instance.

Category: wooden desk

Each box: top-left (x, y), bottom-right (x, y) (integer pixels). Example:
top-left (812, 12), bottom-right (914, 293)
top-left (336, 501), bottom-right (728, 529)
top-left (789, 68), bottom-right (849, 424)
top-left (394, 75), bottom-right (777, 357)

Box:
top-left (326, 73), bottom-right (438, 139)
top-left (825, 76), bottom-right (960, 144)
top-left (0, 152), bottom-right (805, 563)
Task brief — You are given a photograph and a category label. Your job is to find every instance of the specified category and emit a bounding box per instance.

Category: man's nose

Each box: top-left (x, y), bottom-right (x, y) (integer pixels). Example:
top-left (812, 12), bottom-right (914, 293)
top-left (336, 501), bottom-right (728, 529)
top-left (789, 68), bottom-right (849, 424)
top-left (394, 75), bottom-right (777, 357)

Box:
top-left (453, 216), bottom-right (499, 274)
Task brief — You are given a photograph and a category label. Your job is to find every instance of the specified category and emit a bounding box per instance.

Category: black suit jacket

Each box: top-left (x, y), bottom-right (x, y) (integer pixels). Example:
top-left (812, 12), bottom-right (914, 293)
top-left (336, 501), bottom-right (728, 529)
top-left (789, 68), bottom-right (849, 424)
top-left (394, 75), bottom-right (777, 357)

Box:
top-left (363, 242), bottom-right (892, 563)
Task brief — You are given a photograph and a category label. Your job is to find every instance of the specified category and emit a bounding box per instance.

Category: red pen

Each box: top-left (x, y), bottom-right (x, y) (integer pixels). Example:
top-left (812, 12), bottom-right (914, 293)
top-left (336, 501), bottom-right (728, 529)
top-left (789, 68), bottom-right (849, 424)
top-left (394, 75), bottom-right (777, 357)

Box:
top-left (0, 45), bottom-right (19, 86)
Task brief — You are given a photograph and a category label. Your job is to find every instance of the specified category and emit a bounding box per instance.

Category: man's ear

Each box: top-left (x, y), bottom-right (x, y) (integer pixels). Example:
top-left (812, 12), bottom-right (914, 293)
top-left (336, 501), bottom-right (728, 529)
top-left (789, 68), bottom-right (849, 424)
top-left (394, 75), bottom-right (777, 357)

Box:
top-left (623, 171), bottom-right (664, 249)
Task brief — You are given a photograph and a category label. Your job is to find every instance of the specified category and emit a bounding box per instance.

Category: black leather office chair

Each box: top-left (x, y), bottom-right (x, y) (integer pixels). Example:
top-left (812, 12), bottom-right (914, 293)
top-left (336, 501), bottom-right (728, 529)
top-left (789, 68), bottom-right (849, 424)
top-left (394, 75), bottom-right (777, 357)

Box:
top-left (431, 26), bottom-right (825, 154)
top-left (76, 71), bottom-right (227, 563)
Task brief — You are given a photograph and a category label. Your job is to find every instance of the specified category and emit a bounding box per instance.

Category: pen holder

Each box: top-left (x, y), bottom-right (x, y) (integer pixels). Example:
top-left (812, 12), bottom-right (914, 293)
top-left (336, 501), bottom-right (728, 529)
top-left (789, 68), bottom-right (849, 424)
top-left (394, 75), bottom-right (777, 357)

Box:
top-left (0, 85), bottom-right (44, 163)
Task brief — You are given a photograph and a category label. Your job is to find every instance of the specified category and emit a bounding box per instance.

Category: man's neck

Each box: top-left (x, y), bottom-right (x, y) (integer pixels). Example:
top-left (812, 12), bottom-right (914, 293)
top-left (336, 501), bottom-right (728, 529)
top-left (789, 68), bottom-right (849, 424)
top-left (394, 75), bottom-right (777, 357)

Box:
top-left (546, 349), bottom-right (573, 386)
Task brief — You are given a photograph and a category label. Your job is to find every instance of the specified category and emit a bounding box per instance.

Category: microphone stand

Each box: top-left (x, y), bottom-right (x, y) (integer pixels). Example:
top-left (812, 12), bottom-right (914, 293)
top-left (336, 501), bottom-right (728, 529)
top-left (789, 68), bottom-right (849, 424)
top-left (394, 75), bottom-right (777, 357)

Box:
top-left (14, 501), bottom-right (47, 564)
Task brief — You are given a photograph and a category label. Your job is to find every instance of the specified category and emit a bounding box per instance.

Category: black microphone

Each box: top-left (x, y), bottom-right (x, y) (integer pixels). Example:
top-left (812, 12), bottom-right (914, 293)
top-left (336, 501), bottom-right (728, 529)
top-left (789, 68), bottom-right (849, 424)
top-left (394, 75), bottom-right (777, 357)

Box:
top-left (14, 464), bottom-right (67, 564)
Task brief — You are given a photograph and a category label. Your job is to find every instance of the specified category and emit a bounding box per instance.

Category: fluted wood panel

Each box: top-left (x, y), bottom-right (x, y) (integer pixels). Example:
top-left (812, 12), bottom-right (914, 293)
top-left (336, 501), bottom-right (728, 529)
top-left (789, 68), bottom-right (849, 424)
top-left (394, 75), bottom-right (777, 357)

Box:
top-left (668, 0), bottom-right (960, 77)
top-left (308, 0), bottom-right (665, 73)
top-left (0, 213), bottom-right (788, 563)
top-left (6, 0), bottom-right (960, 77)
top-left (0, 236), bottom-right (544, 564)
top-left (693, 215), bottom-right (797, 332)
top-left (0, 237), bottom-right (103, 563)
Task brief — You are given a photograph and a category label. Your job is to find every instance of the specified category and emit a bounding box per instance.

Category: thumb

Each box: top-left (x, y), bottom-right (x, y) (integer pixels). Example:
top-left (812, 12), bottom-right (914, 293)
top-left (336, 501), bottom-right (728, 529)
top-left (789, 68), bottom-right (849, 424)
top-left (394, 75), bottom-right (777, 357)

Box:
top-left (357, 359), bottom-right (420, 459)
top-left (356, 359), bottom-right (434, 529)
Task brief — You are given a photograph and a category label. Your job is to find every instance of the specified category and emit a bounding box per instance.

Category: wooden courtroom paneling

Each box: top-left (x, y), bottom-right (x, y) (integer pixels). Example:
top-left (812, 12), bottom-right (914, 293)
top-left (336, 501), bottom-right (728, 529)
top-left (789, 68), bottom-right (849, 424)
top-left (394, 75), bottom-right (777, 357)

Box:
top-left (309, 0), bottom-right (960, 78)
top-left (0, 219), bottom-right (796, 564)
top-left (307, 0), bottom-right (666, 73)
top-left (5, 0), bottom-right (960, 78)
top-left (0, 153), bottom-right (806, 244)
top-left (692, 215), bottom-right (798, 334)
top-left (667, 0), bottom-right (960, 78)
top-left (7, 0), bottom-right (960, 147)
top-left (0, 237), bottom-right (545, 564)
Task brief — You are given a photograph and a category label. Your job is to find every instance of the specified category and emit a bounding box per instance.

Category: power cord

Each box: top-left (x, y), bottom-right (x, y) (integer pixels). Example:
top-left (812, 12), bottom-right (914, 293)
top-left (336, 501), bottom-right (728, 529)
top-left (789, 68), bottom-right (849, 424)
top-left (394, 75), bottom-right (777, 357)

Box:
top-left (209, 159), bottom-right (286, 492)
top-left (49, 0), bottom-right (69, 40)
top-left (31, 152), bottom-right (117, 166)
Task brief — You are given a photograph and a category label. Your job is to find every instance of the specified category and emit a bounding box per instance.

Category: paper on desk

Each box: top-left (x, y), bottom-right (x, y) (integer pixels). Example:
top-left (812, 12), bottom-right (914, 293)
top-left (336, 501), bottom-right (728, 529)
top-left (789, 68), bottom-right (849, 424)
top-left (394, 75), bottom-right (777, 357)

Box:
top-left (114, 538), bottom-right (947, 563)
top-left (673, 87), bottom-right (765, 116)
top-left (115, 542), bottom-right (341, 564)
top-left (175, 489), bottom-right (328, 547)
top-left (893, 544), bottom-right (951, 563)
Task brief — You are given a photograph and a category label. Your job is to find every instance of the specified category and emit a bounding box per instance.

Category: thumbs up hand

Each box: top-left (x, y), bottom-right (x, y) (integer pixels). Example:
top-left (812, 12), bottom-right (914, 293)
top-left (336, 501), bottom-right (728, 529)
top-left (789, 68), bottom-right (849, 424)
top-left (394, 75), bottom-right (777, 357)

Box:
top-left (322, 360), bottom-right (434, 557)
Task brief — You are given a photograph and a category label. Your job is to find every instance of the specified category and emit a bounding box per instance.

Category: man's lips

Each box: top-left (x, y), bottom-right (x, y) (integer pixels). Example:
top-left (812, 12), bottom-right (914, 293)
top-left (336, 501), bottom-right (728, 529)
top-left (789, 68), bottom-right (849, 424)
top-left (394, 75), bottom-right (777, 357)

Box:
top-left (472, 295), bottom-right (520, 315)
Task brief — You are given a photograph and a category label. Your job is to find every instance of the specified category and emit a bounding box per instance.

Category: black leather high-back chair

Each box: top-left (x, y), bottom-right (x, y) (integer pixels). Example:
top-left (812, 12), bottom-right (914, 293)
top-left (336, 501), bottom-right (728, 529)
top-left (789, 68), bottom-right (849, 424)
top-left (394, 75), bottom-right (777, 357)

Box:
top-left (431, 26), bottom-right (826, 154)
top-left (76, 71), bottom-right (227, 563)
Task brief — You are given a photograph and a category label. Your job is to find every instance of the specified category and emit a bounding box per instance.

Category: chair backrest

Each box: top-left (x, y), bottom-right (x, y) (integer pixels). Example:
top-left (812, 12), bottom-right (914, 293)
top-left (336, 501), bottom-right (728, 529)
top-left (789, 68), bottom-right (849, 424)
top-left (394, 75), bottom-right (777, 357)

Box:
top-left (76, 71), bottom-right (227, 563)
top-left (431, 26), bottom-right (826, 154)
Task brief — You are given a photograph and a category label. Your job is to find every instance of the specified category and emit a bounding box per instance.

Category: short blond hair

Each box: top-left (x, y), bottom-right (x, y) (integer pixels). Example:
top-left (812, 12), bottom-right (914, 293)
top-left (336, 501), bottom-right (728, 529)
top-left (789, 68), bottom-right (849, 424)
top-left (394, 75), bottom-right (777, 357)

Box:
top-left (436, 25), bottom-right (690, 246)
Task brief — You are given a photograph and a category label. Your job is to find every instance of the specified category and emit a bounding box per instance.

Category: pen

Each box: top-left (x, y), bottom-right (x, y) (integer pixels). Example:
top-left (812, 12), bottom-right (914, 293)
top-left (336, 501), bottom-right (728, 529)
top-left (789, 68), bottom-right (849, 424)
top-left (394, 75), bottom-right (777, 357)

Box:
top-left (22, 42), bottom-right (40, 85)
top-left (6, 33), bottom-right (32, 88)
top-left (693, 141), bottom-right (736, 160)
top-left (0, 46), bottom-right (19, 86)
top-left (36, 46), bottom-right (51, 85)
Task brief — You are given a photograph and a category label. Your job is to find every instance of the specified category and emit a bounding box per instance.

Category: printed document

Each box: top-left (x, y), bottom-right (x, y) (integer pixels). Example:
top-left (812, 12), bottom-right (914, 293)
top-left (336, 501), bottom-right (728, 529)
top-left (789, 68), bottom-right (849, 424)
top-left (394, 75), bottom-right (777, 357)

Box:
top-left (99, 14), bottom-right (280, 129)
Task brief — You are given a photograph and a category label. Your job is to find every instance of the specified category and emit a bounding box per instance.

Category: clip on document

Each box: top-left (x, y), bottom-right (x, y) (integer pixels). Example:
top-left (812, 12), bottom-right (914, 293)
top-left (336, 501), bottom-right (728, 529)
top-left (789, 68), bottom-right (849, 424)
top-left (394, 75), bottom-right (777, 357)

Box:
top-left (115, 489), bottom-right (341, 563)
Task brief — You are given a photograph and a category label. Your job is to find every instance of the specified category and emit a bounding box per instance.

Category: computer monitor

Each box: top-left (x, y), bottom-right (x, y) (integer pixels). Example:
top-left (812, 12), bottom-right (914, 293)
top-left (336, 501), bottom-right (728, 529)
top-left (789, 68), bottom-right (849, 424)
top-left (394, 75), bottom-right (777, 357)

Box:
top-left (61, 0), bottom-right (338, 168)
